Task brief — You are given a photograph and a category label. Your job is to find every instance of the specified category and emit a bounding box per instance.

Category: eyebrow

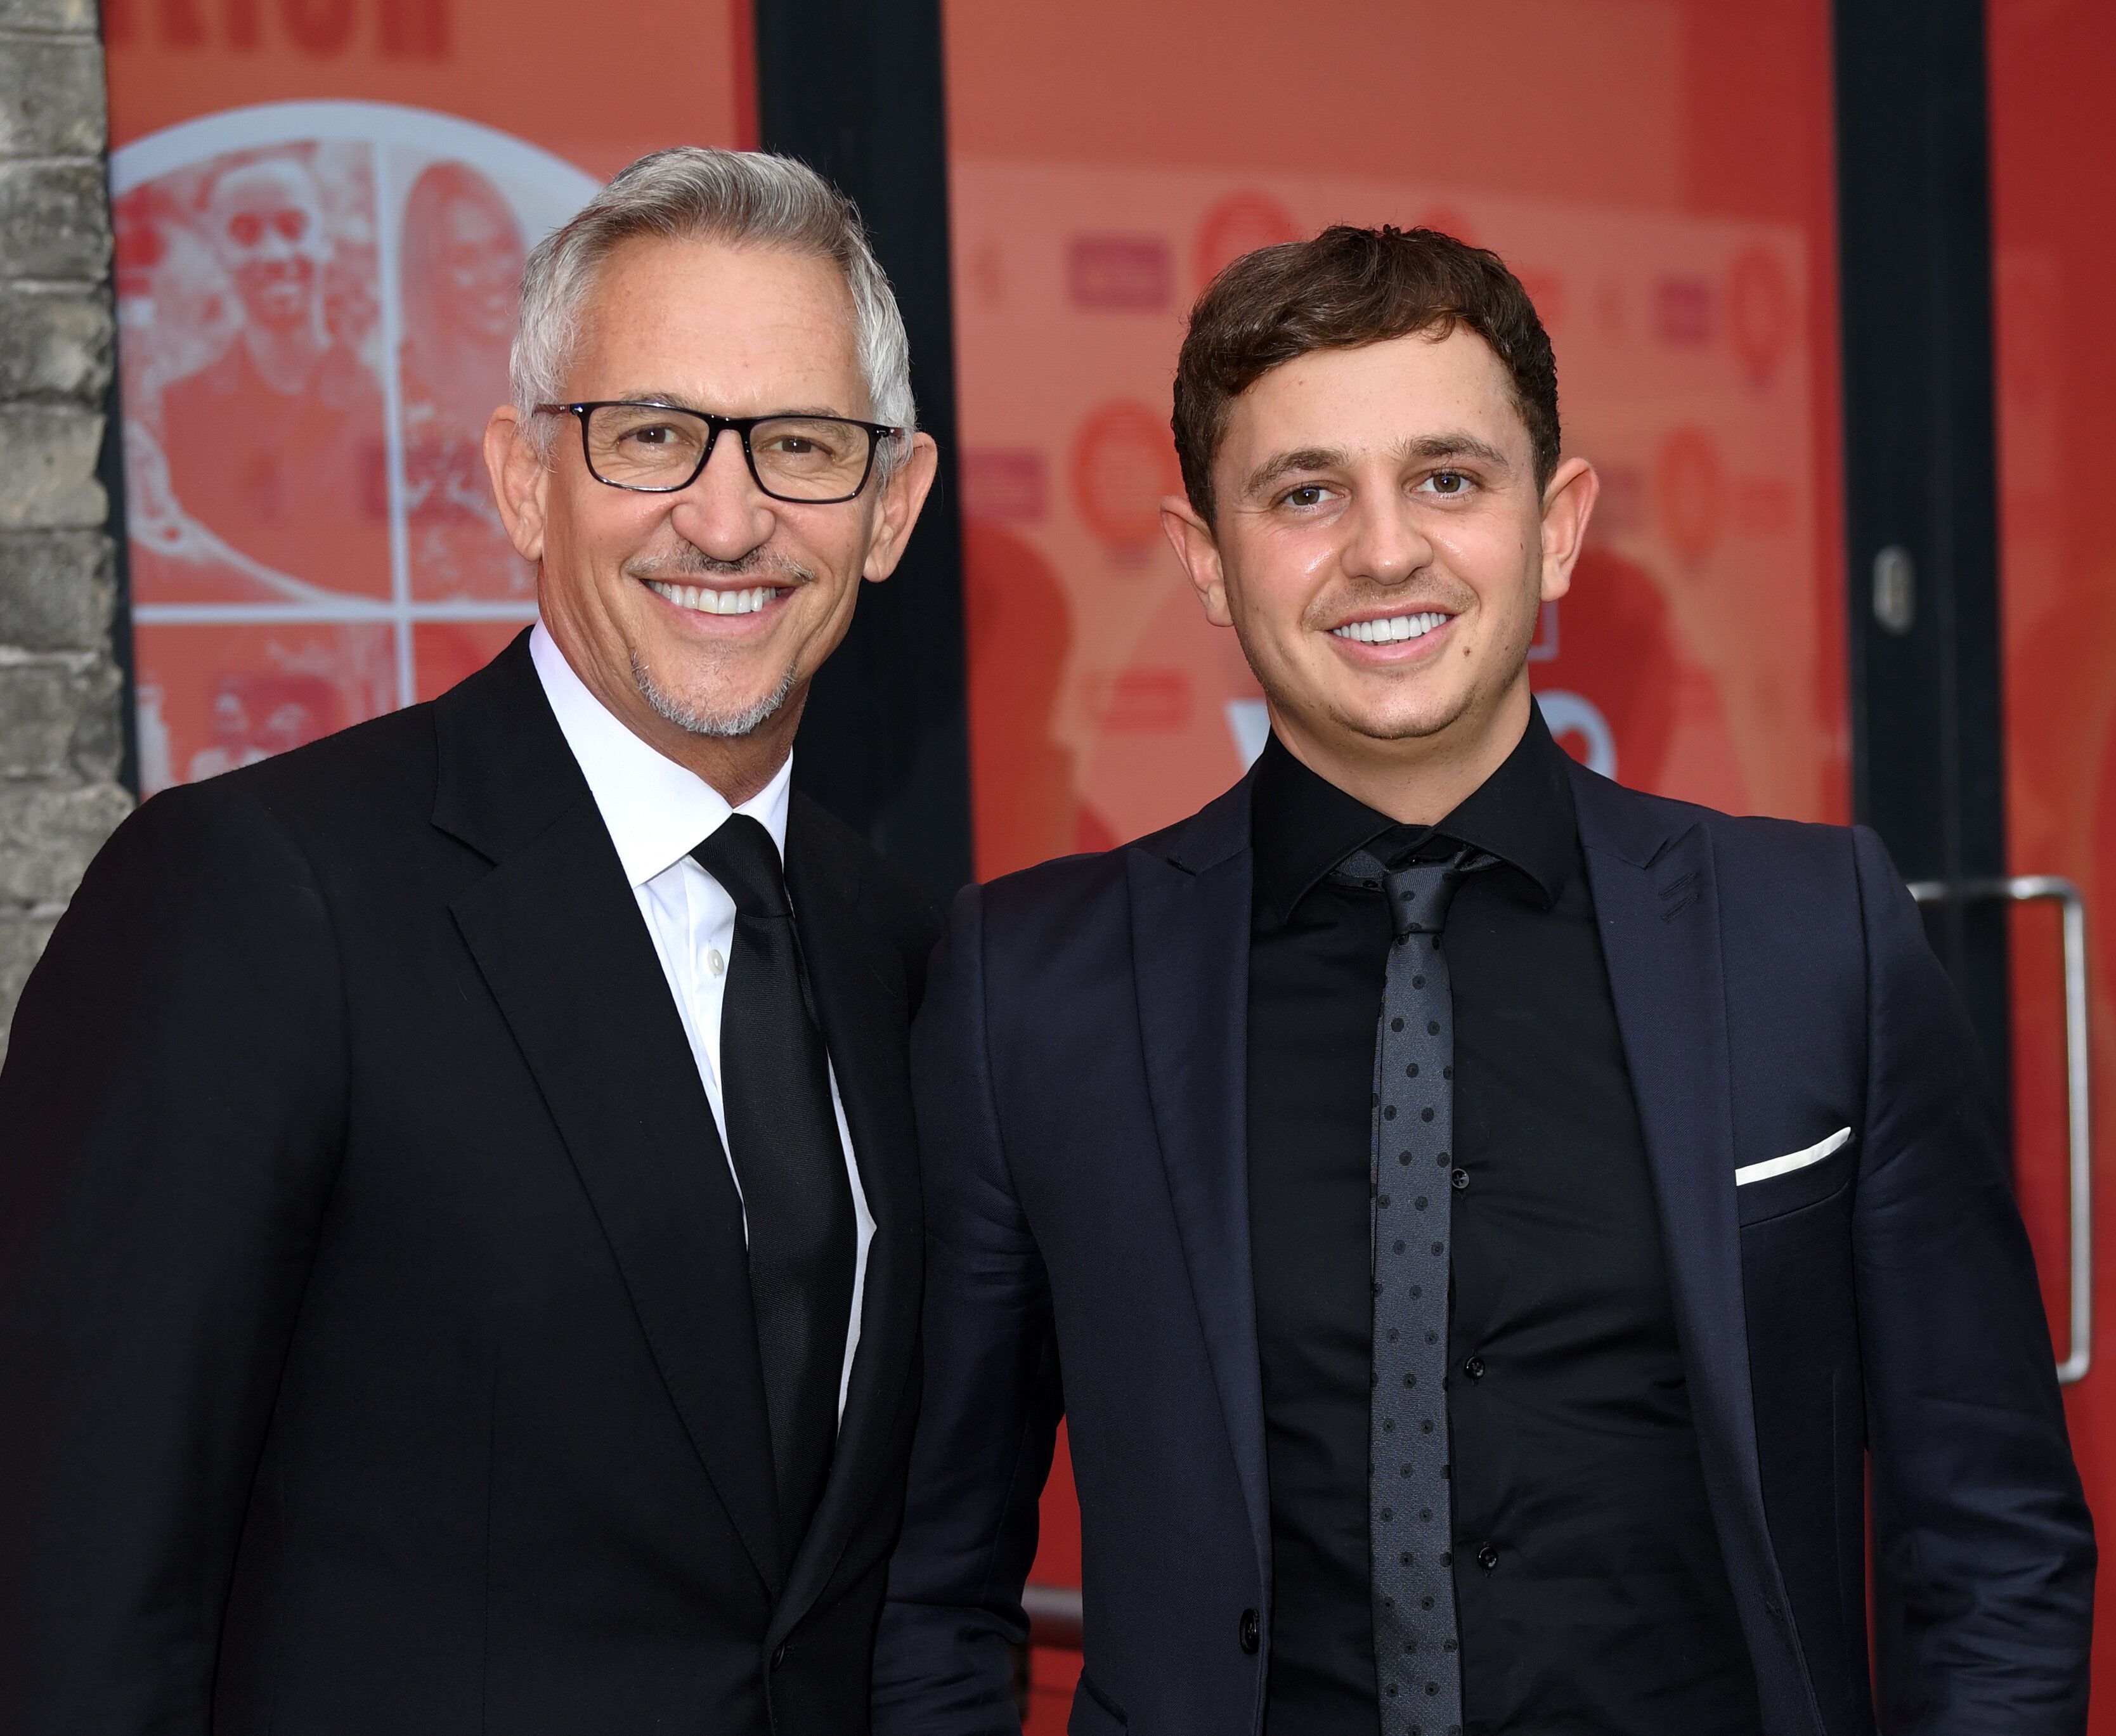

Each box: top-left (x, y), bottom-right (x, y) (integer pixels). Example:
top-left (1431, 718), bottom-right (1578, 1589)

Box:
top-left (1241, 446), bottom-right (1346, 499)
top-left (1239, 431), bottom-right (1516, 500)
top-left (606, 392), bottom-right (855, 420)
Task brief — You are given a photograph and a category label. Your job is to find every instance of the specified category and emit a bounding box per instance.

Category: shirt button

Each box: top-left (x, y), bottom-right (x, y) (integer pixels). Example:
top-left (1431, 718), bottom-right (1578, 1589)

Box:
top-left (706, 947), bottom-right (726, 977)
top-left (1476, 1543), bottom-right (1500, 1570)
top-left (1450, 1168), bottom-right (1469, 1191)
top-left (1463, 1354), bottom-right (1486, 1381)
top-left (1238, 1607), bottom-right (1261, 1654)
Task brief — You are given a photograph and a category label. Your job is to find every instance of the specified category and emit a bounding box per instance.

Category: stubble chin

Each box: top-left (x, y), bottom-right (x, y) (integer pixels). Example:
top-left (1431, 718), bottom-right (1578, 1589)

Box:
top-left (630, 648), bottom-right (802, 741)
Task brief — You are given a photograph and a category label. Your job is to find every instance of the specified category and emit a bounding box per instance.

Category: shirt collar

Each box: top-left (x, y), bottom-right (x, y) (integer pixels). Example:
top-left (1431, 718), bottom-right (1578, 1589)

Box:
top-left (1250, 699), bottom-right (1579, 925)
top-left (529, 621), bottom-right (792, 887)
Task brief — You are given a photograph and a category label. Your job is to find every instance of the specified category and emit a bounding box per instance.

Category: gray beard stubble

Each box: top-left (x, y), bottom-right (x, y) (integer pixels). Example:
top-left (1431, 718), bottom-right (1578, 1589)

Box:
top-left (632, 649), bottom-right (800, 739)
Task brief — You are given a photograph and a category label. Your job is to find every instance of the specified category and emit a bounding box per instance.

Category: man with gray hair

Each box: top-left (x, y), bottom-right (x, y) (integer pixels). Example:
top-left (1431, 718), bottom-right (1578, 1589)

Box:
top-left (0, 148), bottom-right (943, 1734)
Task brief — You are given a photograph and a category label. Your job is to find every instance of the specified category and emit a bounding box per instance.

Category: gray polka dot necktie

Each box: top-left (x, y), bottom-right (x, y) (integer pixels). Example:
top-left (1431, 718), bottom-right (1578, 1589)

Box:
top-left (1331, 840), bottom-right (1494, 1736)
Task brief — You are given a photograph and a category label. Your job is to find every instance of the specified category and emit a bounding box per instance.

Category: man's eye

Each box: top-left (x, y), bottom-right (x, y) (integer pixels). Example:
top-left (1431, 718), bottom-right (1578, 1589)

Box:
top-left (1424, 470), bottom-right (1472, 495)
top-left (1280, 484), bottom-right (1330, 509)
top-left (625, 425), bottom-right (675, 446)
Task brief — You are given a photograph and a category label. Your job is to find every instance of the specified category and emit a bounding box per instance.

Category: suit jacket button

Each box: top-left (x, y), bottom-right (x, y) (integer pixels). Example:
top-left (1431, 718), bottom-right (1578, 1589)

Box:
top-left (1476, 1543), bottom-right (1500, 1570)
top-left (772, 1642), bottom-right (789, 1669)
top-left (1239, 1608), bottom-right (1261, 1654)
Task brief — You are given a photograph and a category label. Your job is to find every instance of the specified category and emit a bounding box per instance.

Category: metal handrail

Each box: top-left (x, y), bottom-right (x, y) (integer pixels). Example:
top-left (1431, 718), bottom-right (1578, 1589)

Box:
top-left (1907, 876), bottom-right (2092, 1385)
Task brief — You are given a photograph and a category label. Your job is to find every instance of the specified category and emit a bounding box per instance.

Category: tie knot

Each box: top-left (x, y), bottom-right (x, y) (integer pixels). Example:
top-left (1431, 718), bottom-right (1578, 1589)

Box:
top-left (1332, 843), bottom-right (1489, 938)
top-left (1381, 857), bottom-right (1465, 938)
top-left (691, 813), bottom-right (791, 918)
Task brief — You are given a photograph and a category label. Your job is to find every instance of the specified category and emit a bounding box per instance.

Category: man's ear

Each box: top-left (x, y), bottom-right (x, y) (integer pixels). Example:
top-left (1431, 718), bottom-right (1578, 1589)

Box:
top-left (862, 431), bottom-right (940, 583)
top-left (486, 406), bottom-right (550, 562)
top-left (1536, 456), bottom-right (1599, 604)
top-left (1160, 493), bottom-right (1234, 628)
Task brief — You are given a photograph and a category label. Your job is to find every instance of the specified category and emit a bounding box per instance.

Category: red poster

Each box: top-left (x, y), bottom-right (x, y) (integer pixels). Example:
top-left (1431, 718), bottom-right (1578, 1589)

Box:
top-left (105, 1), bottom-right (750, 790)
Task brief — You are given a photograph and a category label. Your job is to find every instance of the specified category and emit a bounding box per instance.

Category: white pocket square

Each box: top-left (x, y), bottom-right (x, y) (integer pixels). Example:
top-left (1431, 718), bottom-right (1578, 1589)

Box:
top-left (1734, 1126), bottom-right (1852, 1187)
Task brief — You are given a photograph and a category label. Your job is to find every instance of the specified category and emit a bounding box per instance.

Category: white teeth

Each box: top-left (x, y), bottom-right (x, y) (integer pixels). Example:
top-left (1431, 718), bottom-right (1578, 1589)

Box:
top-left (647, 581), bottom-right (775, 616)
top-left (1332, 611), bottom-right (1448, 644)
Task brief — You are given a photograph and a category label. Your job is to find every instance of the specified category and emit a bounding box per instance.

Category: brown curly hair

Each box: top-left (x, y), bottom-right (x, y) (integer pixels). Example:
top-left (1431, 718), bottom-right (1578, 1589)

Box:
top-left (1172, 224), bottom-right (1560, 524)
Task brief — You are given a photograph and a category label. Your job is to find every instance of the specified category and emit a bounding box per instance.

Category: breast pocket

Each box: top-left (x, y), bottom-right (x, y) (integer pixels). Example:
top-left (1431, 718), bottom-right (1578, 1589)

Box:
top-left (1735, 1126), bottom-right (1855, 1227)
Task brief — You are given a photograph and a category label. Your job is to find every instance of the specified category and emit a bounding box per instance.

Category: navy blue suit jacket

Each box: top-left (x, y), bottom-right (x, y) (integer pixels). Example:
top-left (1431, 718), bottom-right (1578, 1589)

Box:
top-left (873, 760), bottom-right (2093, 1736)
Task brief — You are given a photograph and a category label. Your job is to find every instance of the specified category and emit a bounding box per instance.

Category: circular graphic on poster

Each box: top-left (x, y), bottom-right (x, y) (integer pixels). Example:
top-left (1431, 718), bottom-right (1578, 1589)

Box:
top-left (1070, 399), bottom-right (1183, 555)
top-left (112, 103), bottom-right (599, 793)
top-left (1654, 424), bottom-right (1727, 566)
top-left (1192, 192), bottom-right (1300, 292)
top-left (1725, 245), bottom-right (1795, 388)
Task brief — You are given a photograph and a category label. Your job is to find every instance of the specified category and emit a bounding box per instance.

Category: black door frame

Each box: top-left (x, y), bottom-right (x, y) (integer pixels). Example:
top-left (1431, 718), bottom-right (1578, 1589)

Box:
top-left (754, 0), bottom-right (974, 900)
top-left (1834, 0), bottom-right (2013, 1118)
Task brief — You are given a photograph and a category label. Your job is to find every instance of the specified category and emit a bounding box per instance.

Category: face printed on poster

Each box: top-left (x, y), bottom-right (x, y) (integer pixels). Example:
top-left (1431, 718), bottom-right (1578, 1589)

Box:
top-left (114, 106), bottom-right (599, 794)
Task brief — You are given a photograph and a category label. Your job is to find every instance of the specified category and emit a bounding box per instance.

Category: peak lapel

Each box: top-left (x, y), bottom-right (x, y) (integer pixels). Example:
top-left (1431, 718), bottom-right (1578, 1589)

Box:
top-left (770, 808), bottom-right (924, 1640)
top-left (1126, 779), bottom-right (1271, 1590)
top-left (438, 648), bottom-right (784, 1596)
top-left (1571, 767), bottom-right (1818, 1734)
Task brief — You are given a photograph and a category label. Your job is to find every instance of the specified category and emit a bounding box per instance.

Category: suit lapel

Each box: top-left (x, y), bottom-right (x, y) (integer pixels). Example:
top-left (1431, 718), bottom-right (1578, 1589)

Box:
top-left (1571, 765), bottom-right (1817, 1733)
top-left (1126, 780), bottom-right (1272, 1592)
top-left (767, 801), bottom-right (926, 1641)
top-left (435, 638), bottom-right (784, 1597)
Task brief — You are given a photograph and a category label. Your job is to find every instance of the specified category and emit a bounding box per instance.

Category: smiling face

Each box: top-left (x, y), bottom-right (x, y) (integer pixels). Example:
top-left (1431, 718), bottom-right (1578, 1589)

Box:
top-left (209, 160), bottom-right (330, 332)
top-left (439, 193), bottom-right (524, 344)
top-left (1163, 325), bottom-right (1596, 821)
top-left (485, 235), bottom-right (936, 800)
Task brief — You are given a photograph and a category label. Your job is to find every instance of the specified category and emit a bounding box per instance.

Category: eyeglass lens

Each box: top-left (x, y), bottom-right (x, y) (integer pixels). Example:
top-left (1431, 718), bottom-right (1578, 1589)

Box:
top-left (583, 406), bottom-right (874, 500)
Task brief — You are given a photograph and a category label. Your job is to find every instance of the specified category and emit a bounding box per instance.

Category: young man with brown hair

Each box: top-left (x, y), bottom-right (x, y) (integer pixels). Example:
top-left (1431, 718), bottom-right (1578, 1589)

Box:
top-left (873, 226), bottom-right (2092, 1736)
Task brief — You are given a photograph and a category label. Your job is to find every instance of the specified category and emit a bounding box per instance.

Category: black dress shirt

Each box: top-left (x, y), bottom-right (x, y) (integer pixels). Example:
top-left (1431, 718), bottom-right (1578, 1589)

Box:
top-left (1245, 706), bottom-right (1765, 1735)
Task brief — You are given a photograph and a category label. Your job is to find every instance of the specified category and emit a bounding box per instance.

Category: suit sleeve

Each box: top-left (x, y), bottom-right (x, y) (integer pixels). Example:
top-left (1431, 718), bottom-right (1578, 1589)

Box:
top-left (0, 781), bottom-right (347, 1732)
top-left (1850, 826), bottom-right (2095, 1732)
top-left (873, 883), bottom-right (1064, 1734)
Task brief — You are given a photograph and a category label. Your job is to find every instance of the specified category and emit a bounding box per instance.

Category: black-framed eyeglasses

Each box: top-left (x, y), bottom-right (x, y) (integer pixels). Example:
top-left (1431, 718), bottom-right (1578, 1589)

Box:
top-left (535, 401), bottom-right (900, 503)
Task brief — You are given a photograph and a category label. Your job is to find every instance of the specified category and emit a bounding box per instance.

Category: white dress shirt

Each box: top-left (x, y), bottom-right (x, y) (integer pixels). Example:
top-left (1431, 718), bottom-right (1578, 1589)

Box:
top-left (531, 623), bottom-right (872, 1420)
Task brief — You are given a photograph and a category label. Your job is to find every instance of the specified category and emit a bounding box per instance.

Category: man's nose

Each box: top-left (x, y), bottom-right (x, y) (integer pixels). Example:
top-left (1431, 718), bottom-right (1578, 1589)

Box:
top-left (666, 429), bottom-right (776, 561)
top-left (1340, 488), bottom-right (1435, 585)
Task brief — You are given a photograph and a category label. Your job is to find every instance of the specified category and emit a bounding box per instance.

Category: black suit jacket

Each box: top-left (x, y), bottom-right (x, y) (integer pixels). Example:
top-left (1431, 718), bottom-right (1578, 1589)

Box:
top-left (0, 632), bottom-right (944, 1734)
top-left (874, 761), bottom-right (2094, 1736)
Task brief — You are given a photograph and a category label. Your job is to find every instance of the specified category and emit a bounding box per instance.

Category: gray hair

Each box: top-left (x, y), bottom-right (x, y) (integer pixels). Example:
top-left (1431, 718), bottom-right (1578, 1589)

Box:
top-left (510, 148), bottom-right (915, 471)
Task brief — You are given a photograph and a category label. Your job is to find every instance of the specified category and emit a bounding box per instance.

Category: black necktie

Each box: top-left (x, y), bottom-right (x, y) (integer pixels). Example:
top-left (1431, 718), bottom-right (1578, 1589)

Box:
top-left (1330, 838), bottom-right (1493, 1735)
top-left (691, 814), bottom-right (855, 1558)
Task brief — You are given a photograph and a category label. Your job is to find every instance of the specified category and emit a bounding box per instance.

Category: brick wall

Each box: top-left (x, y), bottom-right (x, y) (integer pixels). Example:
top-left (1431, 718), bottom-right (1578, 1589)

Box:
top-left (0, 0), bottom-right (127, 1058)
